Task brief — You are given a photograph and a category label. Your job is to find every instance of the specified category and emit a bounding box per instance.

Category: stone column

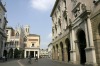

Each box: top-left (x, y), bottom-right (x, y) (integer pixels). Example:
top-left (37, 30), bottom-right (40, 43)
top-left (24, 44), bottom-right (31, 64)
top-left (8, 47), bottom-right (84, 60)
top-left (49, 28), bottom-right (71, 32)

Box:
top-left (38, 50), bottom-right (39, 58)
top-left (59, 48), bottom-right (62, 62)
top-left (28, 51), bottom-right (30, 56)
top-left (84, 22), bottom-right (89, 47)
top-left (70, 29), bottom-right (76, 64)
top-left (55, 47), bottom-right (57, 60)
top-left (64, 45), bottom-right (68, 62)
top-left (87, 18), bottom-right (94, 47)
top-left (85, 17), bottom-right (97, 66)
top-left (34, 51), bottom-right (35, 57)
top-left (24, 50), bottom-right (26, 58)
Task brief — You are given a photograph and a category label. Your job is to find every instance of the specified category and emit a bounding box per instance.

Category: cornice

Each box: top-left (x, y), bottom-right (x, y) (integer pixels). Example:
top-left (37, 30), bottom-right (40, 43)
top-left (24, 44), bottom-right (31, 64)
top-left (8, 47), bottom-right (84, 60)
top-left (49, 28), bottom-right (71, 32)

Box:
top-left (50, 0), bottom-right (59, 17)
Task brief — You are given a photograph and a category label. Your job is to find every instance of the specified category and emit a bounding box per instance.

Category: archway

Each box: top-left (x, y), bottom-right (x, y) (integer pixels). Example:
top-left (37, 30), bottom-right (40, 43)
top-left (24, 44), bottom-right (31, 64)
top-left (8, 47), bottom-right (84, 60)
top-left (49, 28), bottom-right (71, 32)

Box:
top-left (65, 38), bottom-right (70, 62)
top-left (8, 48), bottom-right (13, 58)
top-left (60, 42), bottom-right (64, 61)
top-left (77, 30), bottom-right (86, 64)
top-left (3, 50), bottom-right (7, 57)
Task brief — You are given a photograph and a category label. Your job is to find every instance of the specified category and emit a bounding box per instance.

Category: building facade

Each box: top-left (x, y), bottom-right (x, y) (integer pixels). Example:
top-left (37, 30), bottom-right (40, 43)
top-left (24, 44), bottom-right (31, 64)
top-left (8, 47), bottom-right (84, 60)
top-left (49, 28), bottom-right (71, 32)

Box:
top-left (39, 49), bottom-right (49, 58)
top-left (24, 34), bottom-right (40, 58)
top-left (6, 26), bottom-right (25, 50)
top-left (6, 26), bottom-right (25, 58)
top-left (48, 43), bottom-right (52, 59)
top-left (0, 1), bottom-right (8, 58)
top-left (51, 0), bottom-right (100, 66)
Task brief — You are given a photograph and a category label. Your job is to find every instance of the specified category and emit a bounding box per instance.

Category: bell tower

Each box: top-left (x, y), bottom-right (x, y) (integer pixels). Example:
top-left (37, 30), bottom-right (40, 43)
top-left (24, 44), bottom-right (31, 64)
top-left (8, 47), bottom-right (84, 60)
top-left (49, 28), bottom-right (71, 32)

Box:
top-left (24, 25), bottom-right (30, 36)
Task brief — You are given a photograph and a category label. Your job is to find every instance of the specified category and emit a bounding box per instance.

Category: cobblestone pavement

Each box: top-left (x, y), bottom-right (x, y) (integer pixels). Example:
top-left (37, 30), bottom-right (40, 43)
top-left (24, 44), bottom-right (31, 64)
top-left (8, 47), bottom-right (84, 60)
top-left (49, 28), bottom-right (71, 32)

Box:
top-left (20, 58), bottom-right (83, 66)
top-left (0, 58), bottom-right (86, 66)
top-left (0, 59), bottom-right (20, 66)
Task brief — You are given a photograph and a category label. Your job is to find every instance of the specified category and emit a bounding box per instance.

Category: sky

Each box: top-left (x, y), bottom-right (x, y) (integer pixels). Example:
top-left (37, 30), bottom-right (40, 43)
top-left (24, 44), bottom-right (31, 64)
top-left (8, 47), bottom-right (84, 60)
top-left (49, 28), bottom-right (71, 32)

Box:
top-left (4, 0), bottom-right (56, 49)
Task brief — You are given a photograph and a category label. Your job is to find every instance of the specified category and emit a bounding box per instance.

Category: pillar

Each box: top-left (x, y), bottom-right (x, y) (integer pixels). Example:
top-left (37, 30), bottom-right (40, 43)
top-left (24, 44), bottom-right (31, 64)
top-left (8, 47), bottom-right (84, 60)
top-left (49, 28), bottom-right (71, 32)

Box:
top-left (70, 29), bottom-right (76, 64)
top-left (85, 17), bottom-right (97, 66)
top-left (24, 50), bottom-right (26, 58)
top-left (34, 51), bottom-right (35, 58)
top-left (55, 46), bottom-right (58, 60)
top-left (59, 48), bottom-right (62, 61)
top-left (38, 50), bottom-right (39, 58)
top-left (64, 44), bottom-right (68, 62)
top-left (28, 51), bottom-right (30, 56)
top-left (85, 22), bottom-right (89, 48)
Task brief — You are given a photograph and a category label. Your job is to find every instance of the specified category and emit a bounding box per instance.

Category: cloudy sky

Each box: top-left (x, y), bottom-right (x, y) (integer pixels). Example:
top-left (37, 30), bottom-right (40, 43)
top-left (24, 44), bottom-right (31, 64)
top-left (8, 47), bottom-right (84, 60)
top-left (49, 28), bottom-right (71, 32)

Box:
top-left (4, 0), bottom-right (56, 49)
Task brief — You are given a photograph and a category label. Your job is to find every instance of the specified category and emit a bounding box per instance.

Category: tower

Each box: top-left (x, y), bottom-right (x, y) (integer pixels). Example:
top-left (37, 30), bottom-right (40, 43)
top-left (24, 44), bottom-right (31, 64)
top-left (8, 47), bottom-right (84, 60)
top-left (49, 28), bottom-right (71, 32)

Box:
top-left (24, 25), bottom-right (30, 36)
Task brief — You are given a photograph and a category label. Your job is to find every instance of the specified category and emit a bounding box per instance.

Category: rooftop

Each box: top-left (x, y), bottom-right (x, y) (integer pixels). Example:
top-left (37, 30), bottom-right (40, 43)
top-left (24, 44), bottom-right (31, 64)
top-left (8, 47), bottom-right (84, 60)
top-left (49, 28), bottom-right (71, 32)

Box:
top-left (50, 0), bottom-right (59, 17)
top-left (27, 34), bottom-right (40, 37)
top-left (0, 1), bottom-right (7, 12)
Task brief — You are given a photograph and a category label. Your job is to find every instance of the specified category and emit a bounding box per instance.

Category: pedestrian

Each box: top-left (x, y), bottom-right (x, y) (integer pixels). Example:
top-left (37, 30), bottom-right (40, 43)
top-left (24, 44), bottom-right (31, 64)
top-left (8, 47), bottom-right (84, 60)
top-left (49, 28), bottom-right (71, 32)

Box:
top-left (35, 54), bottom-right (38, 61)
top-left (2, 56), bottom-right (5, 62)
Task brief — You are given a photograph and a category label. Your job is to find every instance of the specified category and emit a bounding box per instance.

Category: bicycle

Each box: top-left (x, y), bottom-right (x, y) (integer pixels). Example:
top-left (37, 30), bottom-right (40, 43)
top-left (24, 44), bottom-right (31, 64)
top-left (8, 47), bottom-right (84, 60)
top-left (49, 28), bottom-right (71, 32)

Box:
top-left (27, 56), bottom-right (31, 64)
top-left (28, 59), bottom-right (31, 64)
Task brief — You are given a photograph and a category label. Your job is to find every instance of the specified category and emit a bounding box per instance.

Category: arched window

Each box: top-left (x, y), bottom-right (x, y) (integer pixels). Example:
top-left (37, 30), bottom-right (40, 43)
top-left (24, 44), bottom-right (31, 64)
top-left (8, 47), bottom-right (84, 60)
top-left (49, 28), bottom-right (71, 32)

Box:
top-left (55, 24), bottom-right (57, 32)
top-left (63, 0), bottom-right (67, 10)
top-left (52, 28), bottom-right (54, 36)
top-left (28, 28), bottom-right (29, 32)
top-left (58, 18), bottom-right (61, 28)
top-left (16, 32), bottom-right (19, 36)
top-left (98, 24), bottom-right (100, 35)
top-left (26, 28), bottom-right (27, 32)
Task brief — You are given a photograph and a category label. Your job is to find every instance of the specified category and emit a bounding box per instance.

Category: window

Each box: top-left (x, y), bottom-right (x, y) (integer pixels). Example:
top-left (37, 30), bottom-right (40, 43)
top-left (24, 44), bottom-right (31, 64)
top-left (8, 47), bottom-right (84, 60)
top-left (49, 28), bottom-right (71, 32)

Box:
top-left (58, 18), bottom-right (61, 28)
top-left (63, 0), bottom-right (67, 10)
top-left (15, 41), bottom-right (18, 46)
top-left (6, 30), bottom-right (8, 34)
top-left (52, 28), bottom-right (54, 36)
top-left (24, 44), bottom-right (27, 47)
top-left (55, 24), bottom-right (57, 33)
top-left (16, 32), bottom-right (19, 36)
top-left (3, 21), bottom-right (6, 29)
top-left (28, 28), bottom-right (29, 32)
top-left (32, 44), bottom-right (34, 47)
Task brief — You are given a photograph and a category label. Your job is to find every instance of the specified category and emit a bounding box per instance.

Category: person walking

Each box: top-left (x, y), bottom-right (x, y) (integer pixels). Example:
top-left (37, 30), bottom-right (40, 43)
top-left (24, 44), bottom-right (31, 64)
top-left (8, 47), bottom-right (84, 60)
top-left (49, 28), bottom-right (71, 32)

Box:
top-left (35, 54), bottom-right (38, 61)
